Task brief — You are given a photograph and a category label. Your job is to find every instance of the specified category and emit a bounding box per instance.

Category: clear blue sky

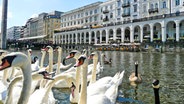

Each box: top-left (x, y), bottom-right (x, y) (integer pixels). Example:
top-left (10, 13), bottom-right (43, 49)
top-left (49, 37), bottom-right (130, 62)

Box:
top-left (0, 0), bottom-right (106, 28)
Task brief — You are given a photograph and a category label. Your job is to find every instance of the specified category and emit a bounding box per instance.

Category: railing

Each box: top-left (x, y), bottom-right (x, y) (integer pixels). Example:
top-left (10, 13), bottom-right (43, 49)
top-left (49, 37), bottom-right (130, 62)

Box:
top-left (103, 10), bottom-right (109, 14)
top-left (148, 8), bottom-right (158, 14)
top-left (122, 13), bottom-right (130, 17)
top-left (54, 11), bottom-right (184, 33)
top-left (122, 2), bottom-right (130, 8)
top-left (103, 18), bottom-right (109, 22)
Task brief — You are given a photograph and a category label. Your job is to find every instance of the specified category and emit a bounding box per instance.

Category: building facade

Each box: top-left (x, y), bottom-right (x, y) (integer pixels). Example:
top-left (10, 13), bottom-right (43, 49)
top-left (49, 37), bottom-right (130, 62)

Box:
top-left (53, 0), bottom-right (184, 46)
top-left (7, 26), bottom-right (23, 40)
top-left (20, 11), bottom-right (63, 43)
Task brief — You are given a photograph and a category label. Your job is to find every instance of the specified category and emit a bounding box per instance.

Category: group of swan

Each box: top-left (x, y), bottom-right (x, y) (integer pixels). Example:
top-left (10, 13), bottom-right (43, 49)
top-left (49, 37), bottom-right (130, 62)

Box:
top-left (0, 46), bottom-right (160, 104)
top-left (72, 53), bottom-right (125, 104)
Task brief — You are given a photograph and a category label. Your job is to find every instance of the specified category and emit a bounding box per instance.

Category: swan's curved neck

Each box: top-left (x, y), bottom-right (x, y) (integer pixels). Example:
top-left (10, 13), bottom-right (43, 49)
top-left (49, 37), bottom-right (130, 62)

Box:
top-left (70, 66), bottom-right (80, 102)
top-left (40, 52), bottom-right (46, 68)
top-left (2, 69), bottom-right (9, 86)
top-left (100, 54), bottom-right (104, 67)
top-left (48, 51), bottom-right (53, 72)
top-left (28, 52), bottom-right (31, 64)
top-left (18, 62), bottom-right (32, 104)
top-left (78, 62), bottom-right (88, 104)
top-left (56, 51), bottom-right (62, 75)
top-left (44, 74), bottom-right (76, 101)
top-left (5, 62), bottom-right (32, 104)
top-left (154, 88), bottom-right (160, 104)
top-left (135, 64), bottom-right (138, 77)
top-left (90, 57), bottom-right (98, 84)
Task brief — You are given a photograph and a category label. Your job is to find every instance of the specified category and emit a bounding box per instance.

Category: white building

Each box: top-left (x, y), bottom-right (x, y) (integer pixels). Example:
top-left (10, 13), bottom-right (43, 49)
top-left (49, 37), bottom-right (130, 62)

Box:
top-left (7, 26), bottom-right (22, 40)
top-left (54, 0), bottom-right (184, 45)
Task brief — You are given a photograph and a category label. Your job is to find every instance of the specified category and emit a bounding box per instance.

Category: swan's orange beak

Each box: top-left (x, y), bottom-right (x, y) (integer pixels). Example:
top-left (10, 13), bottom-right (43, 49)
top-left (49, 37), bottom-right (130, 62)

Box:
top-left (88, 55), bottom-right (93, 59)
top-left (0, 59), bottom-right (10, 71)
top-left (66, 53), bottom-right (74, 59)
top-left (74, 59), bottom-right (83, 67)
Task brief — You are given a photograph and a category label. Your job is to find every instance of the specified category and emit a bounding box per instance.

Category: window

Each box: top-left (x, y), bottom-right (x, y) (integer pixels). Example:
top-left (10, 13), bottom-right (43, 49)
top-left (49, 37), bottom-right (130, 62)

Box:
top-left (94, 9), bottom-right (98, 14)
top-left (90, 17), bottom-right (92, 22)
top-left (163, 1), bottom-right (166, 8)
top-left (110, 13), bottom-right (113, 18)
top-left (151, 4), bottom-right (154, 9)
top-left (94, 16), bottom-right (97, 21)
top-left (110, 5), bottom-right (113, 9)
top-left (90, 11), bottom-right (93, 15)
top-left (117, 9), bottom-right (121, 16)
top-left (85, 12), bottom-right (88, 16)
top-left (117, 0), bottom-right (121, 7)
top-left (155, 3), bottom-right (158, 8)
top-left (143, 4), bottom-right (147, 12)
top-left (133, 4), bottom-right (137, 12)
top-left (175, 0), bottom-right (180, 6)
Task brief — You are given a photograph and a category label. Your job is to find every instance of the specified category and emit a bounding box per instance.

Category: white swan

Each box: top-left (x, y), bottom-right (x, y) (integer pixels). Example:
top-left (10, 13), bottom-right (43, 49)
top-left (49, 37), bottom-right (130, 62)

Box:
top-left (74, 54), bottom-right (125, 104)
top-left (0, 52), bottom-right (32, 104)
top-left (88, 51), bottom-right (100, 84)
top-left (40, 49), bottom-right (46, 68)
top-left (28, 71), bottom-right (76, 104)
top-left (54, 46), bottom-right (72, 74)
top-left (3, 70), bottom-right (53, 104)
top-left (0, 52), bottom-right (54, 104)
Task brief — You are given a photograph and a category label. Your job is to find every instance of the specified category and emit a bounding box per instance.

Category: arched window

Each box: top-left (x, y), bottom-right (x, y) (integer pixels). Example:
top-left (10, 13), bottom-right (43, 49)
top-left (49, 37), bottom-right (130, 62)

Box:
top-left (155, 3), bottom-right (158, 8)
top-left (151, 4), bottom-right (154, 9)
top-left (163, 1), bottom-right (166, 8)
top-left (110, 13), bottom-right (113, 18)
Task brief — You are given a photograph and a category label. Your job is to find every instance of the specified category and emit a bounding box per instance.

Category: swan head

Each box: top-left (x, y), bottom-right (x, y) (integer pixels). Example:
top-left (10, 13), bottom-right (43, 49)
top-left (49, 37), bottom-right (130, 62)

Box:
top-left (88, 52), bottom-right (98, 60)
top-left (27, 49), bottom-right (32, 55)
top-left (32, 56), bottom-right (39, 64)
top-left (0, 50), bottom-right (8, 56)
top-left (135, 61), bottom-right (138, 66)
top-left (38, 70), bottom-right (54, 80)
top-left (42, 46), bottom-right (53, 53)
top-left (0, 52), bottom-right (28, 71)
top-left (54, 46), bottom-right (62, 52)
top-left (152, 79), bottom-right (160, 89)
top-left (66, 50), bottom-right (81, 59)
top-left (74, 55), bottom-right (88, 67)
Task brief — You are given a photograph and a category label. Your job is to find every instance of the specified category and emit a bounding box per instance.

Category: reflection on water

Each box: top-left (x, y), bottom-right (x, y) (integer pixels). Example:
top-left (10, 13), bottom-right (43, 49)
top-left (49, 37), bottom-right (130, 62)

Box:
top-left (18, 50), bottom-right (184, 104)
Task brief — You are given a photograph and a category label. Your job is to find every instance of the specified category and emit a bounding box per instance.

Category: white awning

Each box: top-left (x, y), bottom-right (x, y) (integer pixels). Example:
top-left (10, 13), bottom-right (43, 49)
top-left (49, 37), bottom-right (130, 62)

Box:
top-left (18, 35), bottom-right (47, 40)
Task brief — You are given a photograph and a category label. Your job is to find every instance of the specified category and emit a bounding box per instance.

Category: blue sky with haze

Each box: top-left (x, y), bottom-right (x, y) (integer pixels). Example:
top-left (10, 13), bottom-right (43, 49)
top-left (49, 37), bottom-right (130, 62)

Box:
top-left (0, 0), bottom-right (106, 28)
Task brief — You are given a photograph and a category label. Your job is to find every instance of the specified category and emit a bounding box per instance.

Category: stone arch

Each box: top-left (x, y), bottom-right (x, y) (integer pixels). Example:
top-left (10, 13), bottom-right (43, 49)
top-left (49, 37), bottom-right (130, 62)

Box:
top-left (116, 28), bottom-right (121, 43)
top-left (70, 34), bottom-right (72, 43)
top-left (166, 21), bottom-right (176, 41)
top-left (86, 32), bottom-right (89, 43)
top-left (143, 24), bottom-right (151, 42)
top-left (81, 33), bottom-right (84, 44)
top-left (124, 27), bottom-right (130, 43)
top-left (179, 20), bottom-right (184, 40)
top-left (96, 31), bottom-right (100, 44)
top-left (102, 30), bottom-right (106, 43)
top-left (63, 35), bottom-right (65, 43)
top-left (91, 31), bottom-right (95, 44)
top-left (133, 25), bottom-right (141, 42)
top-left (73, 33), bottom-right (76, 43)
top-left (108, 29), bottom-right (114, 43)
top-left (77, 33), bottom-right (80, 44)
top-left (66, 34), bottom-right (69, 43)
top-left (153, 22), bottom-right (162, 40)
